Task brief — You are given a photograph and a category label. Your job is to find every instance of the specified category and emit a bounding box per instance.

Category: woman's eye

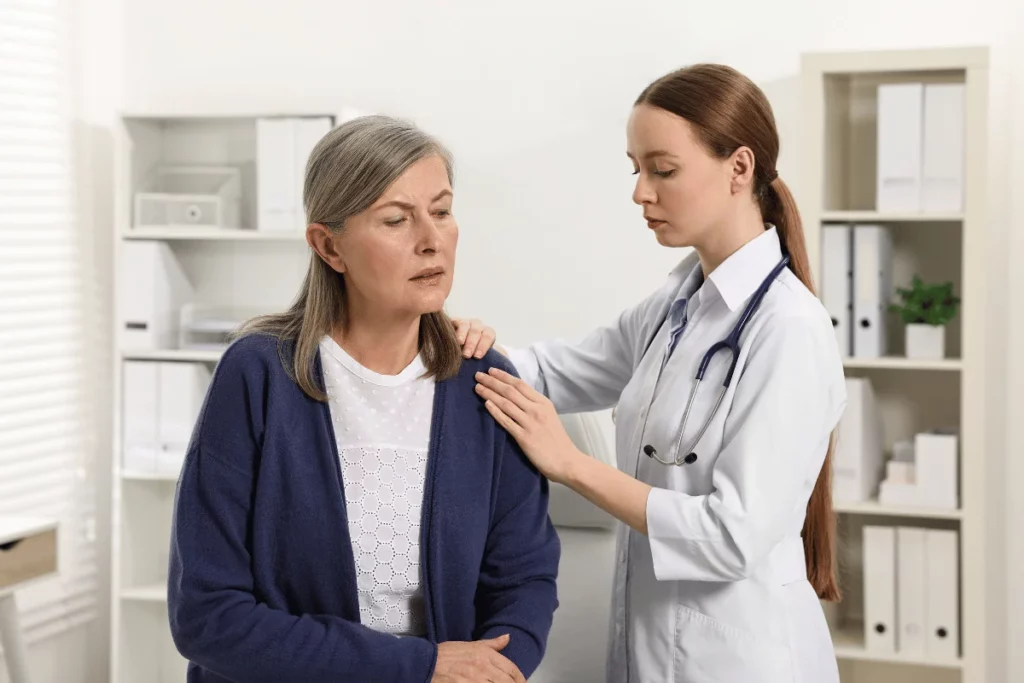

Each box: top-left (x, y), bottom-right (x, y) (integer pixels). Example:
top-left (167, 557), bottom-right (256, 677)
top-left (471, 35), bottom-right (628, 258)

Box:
top-left (434, 209), bottom-right (451, 218)
top-left (654, 169), bottom-right (676, 179)
top-left (384, 216), bottom-right (406, 226)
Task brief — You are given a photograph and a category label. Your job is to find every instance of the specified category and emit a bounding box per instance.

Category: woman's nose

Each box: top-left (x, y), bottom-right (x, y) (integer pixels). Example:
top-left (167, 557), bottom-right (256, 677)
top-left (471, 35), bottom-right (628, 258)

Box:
top-left (632, 176), bottom-right (655, 205)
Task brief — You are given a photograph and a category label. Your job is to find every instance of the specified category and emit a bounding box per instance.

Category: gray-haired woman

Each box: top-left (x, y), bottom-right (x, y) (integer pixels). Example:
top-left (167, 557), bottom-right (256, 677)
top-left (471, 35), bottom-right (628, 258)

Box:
top-left (167, 115), bottom-right (561, 683)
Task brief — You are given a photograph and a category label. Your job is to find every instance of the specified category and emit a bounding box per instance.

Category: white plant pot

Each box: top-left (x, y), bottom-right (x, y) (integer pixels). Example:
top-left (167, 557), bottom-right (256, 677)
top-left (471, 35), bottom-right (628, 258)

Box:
top-left (905, 323), bottom-right (945, 360)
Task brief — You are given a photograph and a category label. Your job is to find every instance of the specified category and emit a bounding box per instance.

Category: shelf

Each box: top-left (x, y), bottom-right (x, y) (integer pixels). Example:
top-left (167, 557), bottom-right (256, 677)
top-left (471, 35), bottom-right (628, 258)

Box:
top-left (120, 585), bottom-right (167, 602)
top-left (122, 228), bottom-right (307, 242)
top-left (842, 357), bottom-right (962, 371)
top-left (122, 349), bottom-right (224, 363)
top-left (821, 210), bottom-right (964, 223)
top-left (834, 500), bottom-right (962, 520)
top-left (121, 470), bottom-right (180, 482)
top-left (832, 624), bottom-right (963, 669)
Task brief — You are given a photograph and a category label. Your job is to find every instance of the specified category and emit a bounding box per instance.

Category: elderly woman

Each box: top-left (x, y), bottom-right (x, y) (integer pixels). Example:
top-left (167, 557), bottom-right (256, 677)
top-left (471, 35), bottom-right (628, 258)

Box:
top-left (167, 116), bottom-right (560, 683)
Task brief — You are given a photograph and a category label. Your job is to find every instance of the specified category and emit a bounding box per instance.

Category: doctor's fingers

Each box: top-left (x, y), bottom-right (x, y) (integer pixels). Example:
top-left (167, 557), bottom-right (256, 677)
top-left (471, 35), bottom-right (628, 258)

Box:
top-left (475, 371), bottom-right (537, 413)
top-left (475, 383), bottom-right (529, 426)
top-left (485, 367), bottom-right (546, 403)
top-left (453, 318), bottom-right (496, 358)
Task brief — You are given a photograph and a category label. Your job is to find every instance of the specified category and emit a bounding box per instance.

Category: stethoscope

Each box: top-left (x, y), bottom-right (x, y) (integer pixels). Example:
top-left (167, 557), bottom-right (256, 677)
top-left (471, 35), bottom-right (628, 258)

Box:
top-left (644, 253), bottom-right (791, 467)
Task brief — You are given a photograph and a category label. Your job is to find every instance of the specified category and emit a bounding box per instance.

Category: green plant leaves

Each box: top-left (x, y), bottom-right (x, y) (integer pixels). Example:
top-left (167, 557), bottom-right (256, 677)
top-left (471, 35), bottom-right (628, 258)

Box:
top-left (888, 275), bottom-right (960, 326)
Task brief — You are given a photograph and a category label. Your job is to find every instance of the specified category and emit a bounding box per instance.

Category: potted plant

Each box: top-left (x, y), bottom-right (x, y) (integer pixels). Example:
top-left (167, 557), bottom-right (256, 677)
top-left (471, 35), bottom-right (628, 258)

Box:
top-left (889, 276), bottom-right (960, 359)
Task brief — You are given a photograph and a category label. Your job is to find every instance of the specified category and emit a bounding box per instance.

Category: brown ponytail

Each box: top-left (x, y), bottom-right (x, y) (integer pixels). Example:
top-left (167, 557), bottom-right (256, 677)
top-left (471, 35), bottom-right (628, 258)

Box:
top-left (638, 64), bottom-right (841, 601)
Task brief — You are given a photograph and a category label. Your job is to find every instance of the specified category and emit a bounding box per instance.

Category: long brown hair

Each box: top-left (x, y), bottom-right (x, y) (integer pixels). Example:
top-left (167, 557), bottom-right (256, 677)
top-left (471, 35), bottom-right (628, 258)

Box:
top-left (237, 115), bottom-right (463, 401)
top-left (637, 64), bottom-right (841, 601)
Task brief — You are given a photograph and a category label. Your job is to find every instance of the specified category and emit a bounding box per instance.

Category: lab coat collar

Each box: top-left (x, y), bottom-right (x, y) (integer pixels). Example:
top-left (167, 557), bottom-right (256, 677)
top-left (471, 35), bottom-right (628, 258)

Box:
top-left (706, 225), bottom-right (784, 312)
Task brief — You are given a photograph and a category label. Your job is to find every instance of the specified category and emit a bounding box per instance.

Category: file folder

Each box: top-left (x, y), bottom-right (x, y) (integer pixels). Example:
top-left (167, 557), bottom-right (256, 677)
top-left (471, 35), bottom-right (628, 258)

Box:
top-left (157, 362), bottom-right (211, 475)
top-left (877, 83), bottom-right (924, 212)
top-left (925, 529), bottom-right (960, 658)
top-left (821, 224), bottom-right (853, 357)
top-left (914, 431), bottom-right (959, 509)
top-left (256, 118), bottom-right (297, 232)
top-left (863, 525), bottom-right (896, 653)
top-left (120, 241), bottom-right (193, 350)
top-left (122, 361), bottom-right (158, 473)
top-left (896, 527), bottom-right (927, 655)
top-left (922, 83), bottom-right (965, 213)
top-left (832, 377), bottom-right (883, 503)
top-left (853, 224), bottom-right (892, 358)
top-left (257, 117), bottom-right (333, 232)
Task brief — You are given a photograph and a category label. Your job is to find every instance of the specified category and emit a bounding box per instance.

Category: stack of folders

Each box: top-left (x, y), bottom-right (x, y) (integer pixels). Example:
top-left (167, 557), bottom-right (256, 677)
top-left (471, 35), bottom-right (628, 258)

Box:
top-left (863, 526), bottom-right (960, 660)
top-left (821, 223), bottom-right (892, 359)
top-left (877, 82), bottom-right (965, 214)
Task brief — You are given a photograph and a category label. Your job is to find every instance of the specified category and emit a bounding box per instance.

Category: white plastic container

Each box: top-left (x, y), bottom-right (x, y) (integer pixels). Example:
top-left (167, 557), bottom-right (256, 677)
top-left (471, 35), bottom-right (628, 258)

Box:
top-left (133, 165), bottom-right (242, 230)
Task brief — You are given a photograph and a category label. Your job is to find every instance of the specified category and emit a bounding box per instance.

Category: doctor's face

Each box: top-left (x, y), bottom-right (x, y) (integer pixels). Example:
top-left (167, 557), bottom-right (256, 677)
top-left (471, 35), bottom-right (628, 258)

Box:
top-left (313, 155), bottom-right (458, 321)
top-left (627, 104), bottom-right (734, 248)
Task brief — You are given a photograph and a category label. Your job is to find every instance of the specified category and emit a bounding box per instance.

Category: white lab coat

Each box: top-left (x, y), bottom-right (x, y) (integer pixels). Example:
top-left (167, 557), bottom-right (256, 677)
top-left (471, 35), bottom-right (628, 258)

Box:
top-left (509, 227), bottom-right (847, 683)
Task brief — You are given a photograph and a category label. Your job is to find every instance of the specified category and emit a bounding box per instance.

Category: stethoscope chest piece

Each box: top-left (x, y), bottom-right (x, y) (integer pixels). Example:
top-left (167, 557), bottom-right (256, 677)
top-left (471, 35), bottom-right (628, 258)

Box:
top-left (643, 444), bottom-right (699, 466)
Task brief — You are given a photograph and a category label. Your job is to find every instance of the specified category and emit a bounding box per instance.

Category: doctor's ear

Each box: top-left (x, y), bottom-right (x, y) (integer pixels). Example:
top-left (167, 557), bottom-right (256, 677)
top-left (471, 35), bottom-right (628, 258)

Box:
top-left (306, 223), bottom-right (348, 274)
top-left (727, 146), bottom-right (756, 194)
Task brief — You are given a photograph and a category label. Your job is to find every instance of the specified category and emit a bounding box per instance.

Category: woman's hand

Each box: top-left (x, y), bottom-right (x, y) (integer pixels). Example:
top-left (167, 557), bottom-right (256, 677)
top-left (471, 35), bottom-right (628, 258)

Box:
top-left (453, 318), bottom-right (502, 359)
top-left (431, 634), bottom-right (525, 683)
top-left (474, 368), bottom-right (583, 484)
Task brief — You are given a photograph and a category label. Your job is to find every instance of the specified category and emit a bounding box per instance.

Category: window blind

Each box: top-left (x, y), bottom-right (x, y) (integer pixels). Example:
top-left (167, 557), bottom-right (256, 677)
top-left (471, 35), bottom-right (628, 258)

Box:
top-left (0, 0), bottom-right (98, 640)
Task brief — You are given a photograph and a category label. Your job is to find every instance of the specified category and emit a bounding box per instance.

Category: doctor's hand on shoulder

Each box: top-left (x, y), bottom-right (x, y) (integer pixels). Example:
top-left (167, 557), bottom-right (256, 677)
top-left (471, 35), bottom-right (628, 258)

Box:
top-left (474, 367), bottom-right (581, 484)
top-left (453, 318), bottom-right (503, 359)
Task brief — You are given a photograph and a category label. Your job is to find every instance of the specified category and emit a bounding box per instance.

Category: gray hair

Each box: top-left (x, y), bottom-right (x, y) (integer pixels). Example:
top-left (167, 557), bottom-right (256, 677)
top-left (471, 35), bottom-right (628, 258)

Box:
top-left (237, 115), bottom-right (461, 400)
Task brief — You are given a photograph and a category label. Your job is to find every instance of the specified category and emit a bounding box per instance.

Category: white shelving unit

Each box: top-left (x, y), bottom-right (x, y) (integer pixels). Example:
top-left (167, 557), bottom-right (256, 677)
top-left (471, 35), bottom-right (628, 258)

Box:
top-left (109, 111), bottom-right (336, 682)
top-left (801, 47), bottom-right (989, 682)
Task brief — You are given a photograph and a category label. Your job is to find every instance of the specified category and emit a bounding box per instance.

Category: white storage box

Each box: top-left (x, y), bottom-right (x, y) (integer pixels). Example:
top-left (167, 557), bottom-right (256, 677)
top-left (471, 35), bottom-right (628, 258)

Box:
top-left (133, 165), bottom-right (242, 230)
top-left (178, 303), bottom-right (267, 351)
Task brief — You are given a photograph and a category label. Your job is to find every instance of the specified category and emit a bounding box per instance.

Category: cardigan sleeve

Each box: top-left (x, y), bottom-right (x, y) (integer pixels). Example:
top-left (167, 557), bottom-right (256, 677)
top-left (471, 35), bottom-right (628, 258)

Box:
top-left (471, 356), bottom-right (562, 678)
top-left (167, 339), bottom-right (437, 683)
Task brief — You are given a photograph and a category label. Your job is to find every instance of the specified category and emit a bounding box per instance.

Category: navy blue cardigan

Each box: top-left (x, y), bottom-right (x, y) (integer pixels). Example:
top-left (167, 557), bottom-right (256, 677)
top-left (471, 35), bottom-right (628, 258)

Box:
top-left (167, 334), bottom-right (561, 682)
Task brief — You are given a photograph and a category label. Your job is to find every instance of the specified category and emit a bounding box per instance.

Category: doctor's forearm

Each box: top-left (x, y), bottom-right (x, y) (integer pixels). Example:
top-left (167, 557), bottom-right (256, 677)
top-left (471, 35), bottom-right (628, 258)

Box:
top-left (563, 454), bottom-right (653, 536)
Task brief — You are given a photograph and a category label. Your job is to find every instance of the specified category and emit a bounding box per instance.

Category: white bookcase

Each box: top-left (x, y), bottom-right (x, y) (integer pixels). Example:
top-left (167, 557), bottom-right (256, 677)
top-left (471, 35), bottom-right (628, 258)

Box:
top-left (108, 111), bottom-right (337, 682)
top-left (800, 47), bottom-right (989, 682)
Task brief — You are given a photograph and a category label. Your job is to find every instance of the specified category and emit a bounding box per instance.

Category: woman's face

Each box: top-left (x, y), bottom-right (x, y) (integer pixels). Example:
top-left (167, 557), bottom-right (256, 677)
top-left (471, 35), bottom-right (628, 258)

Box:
top-left (626, 103), bottom-right (736, 249)
top-left (321, 155), bottom-right (458, 320)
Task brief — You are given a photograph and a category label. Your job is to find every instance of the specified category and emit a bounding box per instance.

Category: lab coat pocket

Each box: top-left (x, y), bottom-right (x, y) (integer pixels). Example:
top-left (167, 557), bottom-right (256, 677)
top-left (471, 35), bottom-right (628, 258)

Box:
top-left (672, 603), bottom-right (794, 683)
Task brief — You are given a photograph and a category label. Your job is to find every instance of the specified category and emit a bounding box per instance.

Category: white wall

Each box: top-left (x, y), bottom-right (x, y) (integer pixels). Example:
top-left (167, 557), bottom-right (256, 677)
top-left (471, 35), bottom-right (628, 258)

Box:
top-left (73, 1), bottom-right (1022, 681)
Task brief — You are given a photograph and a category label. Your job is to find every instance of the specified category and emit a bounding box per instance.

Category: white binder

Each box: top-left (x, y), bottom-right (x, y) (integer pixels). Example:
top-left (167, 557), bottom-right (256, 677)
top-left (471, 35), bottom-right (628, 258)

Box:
top-left (925, 529), bottom-right (960, 658)
top-left (257, 116), bottom-right (333, 232)
top-left (896, 527), bottom-right (927, 655)
top-left (863, 525), bottom-right (897, 653)
top-left (833, 377), bottom-right (884, 503)
top-left (922, 83), bottom-right (965, 213)
top-left (853, 224), bottom-right (892, 358)
top-left (122, 361), bottom-right (159, 473)
top-left (157, 362), bottom-right (211, 475)
top-left (120, 241), bottom-right (194, 350)
top-left (821, 224), bottom-right (853, 357)
top-left (914, 431), bottom-right (959, 509)
top-left (877, 82), bottom-right (924, 212)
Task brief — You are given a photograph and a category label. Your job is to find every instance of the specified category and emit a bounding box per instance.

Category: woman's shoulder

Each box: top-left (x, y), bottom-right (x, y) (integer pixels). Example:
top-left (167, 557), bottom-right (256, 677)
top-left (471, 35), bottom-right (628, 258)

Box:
top-left (214, 332), bottom-right (297, 386)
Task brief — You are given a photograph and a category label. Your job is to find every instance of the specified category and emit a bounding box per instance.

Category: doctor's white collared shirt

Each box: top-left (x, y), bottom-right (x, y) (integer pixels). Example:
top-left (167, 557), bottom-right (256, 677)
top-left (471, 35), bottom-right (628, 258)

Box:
top-left (508, 226), bottom-right (847, 683)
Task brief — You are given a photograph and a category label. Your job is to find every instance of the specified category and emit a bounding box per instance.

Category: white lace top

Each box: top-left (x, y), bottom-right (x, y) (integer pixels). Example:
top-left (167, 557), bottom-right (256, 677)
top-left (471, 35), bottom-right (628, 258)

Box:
top-left (319, 335), bottom-right (434, 636)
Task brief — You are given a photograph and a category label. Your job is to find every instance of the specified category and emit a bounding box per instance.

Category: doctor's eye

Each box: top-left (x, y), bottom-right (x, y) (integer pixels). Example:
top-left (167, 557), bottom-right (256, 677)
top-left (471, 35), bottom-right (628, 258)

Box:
top-left (433, 209), bottom-right (451, 219)
top-left (653, 169), bottom-right (676, 179)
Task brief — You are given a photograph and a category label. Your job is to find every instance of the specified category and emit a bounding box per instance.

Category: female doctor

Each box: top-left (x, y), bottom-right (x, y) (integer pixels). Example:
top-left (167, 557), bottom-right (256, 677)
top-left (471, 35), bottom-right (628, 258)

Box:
top-left (466, 63), bottom-right (848, 683)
